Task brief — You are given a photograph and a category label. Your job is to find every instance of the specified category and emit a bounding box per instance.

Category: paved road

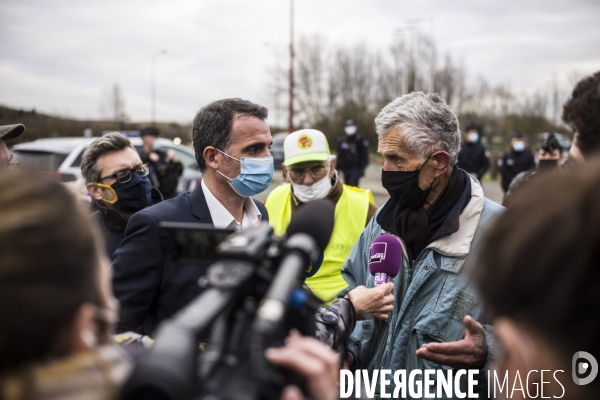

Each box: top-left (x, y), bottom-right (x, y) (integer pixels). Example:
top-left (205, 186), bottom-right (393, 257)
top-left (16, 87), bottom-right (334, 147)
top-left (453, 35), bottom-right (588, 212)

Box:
top-left (256, 163), bottom-right (504, 207)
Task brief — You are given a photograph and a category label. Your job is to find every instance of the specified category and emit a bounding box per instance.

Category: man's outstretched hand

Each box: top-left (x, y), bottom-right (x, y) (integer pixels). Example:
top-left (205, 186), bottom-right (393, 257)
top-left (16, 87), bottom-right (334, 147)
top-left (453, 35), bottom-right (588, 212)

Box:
top-left (415, 315), bottom-right (488, 369)
top-left (346, 283), bottom-right (395, 320)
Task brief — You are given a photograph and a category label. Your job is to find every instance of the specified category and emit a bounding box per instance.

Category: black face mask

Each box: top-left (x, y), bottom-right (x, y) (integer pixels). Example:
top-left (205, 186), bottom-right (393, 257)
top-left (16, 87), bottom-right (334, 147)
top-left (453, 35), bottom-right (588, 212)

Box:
top-left (381, 156), bottom-right (434, 210)
top-left (101, 172), bottom-right (153, 212)
top-left (538, 159), bottom-right (558, 170)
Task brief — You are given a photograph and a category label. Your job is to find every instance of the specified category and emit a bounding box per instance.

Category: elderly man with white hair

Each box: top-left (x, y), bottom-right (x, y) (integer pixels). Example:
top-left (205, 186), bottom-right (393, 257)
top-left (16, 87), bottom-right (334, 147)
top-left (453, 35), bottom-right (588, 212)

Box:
top-left (342, 92), bottom-right (503, 398)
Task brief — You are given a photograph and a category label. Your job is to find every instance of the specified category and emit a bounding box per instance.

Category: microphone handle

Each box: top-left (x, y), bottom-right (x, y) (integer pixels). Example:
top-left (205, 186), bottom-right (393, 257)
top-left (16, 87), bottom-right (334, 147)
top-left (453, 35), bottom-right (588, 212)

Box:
top-left (373, 272), bottom-right (390, 286)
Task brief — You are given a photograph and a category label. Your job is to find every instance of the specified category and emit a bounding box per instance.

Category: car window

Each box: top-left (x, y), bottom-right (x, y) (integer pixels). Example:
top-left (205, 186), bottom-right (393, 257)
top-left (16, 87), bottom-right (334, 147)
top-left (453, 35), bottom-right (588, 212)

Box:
top-left (70, 148), bottom-right (85, 167)
top-left (12, 151), bottom-right (68, 172)
top-left (166, 147), bottom-right (198, 169)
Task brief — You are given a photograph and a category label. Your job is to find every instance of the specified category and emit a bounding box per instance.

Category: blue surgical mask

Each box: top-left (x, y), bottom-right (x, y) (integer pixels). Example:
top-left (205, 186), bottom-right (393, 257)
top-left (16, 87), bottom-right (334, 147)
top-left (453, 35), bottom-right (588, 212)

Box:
top-left (513, 141), bottom-right (525, 152)
top-left (216, 149), bottom-right (274, 197)
top-left (467, 132), bottom-right (479, 143)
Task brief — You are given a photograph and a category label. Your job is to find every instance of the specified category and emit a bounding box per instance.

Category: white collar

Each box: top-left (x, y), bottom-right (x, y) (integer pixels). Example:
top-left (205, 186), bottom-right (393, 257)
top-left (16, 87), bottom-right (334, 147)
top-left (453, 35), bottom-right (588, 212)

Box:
top-left (201, 180), bottom-right (262, 231)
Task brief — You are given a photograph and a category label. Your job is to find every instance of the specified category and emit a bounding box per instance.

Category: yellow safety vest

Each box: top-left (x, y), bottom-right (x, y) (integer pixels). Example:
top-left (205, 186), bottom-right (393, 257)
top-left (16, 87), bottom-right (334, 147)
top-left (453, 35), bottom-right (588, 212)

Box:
top-left (265, 184), bottom-right (374, 303)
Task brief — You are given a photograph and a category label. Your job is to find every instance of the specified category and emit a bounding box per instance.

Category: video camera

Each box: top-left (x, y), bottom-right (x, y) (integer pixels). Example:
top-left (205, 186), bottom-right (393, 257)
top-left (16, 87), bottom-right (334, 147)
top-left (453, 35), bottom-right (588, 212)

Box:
top-left (121, 199), bottom-right (335, 400)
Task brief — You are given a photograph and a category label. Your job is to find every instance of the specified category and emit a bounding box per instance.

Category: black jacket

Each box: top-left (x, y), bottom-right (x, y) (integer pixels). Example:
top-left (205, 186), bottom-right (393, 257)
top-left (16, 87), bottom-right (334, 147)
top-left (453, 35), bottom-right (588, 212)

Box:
top-left (457, 142), bottom-right (490, 179)
top-left (336, 134), bottom-right (369, 171)
top-left (499, 150), bottom-right (536, 192)
top-left (92, 188), bottom-right (163, 261)
top-left (112, 184), bottom-right (269, 335)
top-left (142, 149), bottom-right (184, 199)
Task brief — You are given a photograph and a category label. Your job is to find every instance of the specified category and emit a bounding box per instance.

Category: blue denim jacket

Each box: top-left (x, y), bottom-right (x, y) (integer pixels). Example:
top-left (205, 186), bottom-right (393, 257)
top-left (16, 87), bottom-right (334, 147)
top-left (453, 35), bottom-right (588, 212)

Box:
top-left (342, 178), bottom-right (504, 399)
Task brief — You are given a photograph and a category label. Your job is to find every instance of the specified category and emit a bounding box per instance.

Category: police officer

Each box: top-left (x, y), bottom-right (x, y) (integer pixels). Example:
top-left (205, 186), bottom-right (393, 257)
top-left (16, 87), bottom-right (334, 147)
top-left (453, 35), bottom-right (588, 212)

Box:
top-left (503, 132), bottom-right (564, 205)
top-left (499, 132), bottom-right (536, 192)
top-left (456, 123), bottom-right (490, 180)
top-left (265, 129), bottom-right (377, 303)
top-left (140, 127), bottom-right (183, 199)
top-left (336, 119), bottom-right (369, 187)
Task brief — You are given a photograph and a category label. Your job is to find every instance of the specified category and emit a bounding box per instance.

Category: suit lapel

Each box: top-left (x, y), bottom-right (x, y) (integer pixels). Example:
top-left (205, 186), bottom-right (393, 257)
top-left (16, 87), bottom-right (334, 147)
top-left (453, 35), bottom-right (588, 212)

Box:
top-left (189, 184), bottom-right (214, 224)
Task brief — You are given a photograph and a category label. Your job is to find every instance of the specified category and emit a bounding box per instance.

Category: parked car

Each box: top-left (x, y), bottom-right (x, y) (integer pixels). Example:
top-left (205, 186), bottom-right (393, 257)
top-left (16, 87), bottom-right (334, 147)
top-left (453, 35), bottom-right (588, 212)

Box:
top-left (271, 132), bottom-right (288, 169)
top-left (11, 137), bottom-right (202, 194)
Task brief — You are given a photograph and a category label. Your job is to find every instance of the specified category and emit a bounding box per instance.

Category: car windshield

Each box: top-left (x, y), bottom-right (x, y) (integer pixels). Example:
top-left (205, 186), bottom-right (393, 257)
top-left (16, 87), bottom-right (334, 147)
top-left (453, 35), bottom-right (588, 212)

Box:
top-left (12, 151), bottom-right (68, 172)
top-left (134, 145), bottom-right (199, 169)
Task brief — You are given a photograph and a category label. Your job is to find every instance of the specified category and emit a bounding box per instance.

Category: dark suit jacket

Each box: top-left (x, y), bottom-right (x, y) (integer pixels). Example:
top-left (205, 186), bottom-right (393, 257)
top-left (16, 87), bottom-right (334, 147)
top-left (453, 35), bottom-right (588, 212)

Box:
top-left (112, 184), bottom-right (268, 335)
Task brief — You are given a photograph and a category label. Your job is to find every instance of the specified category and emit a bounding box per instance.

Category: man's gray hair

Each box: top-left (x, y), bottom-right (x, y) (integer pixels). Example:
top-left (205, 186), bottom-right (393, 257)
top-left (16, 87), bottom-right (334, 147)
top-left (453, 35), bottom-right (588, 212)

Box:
top-left (81, 132), bottom-right (136, 183)
top-left (375, 92), bottom-right (461, 166)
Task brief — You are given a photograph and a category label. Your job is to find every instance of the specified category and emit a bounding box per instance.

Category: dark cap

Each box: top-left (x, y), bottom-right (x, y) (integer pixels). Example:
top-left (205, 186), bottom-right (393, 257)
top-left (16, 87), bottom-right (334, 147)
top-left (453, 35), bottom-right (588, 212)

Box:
top-left (345, 119), bottom-right (356, 127)
top-left (512, 131), bottom-right (523, 139)
top-left (140, 127), bottom-right (160, 137)
top-left (464, 123), bottom-right (477, 133)
top-left (0, 124), bottom-right (25, 141)
top-left (541, 132), bottom-right (563, 153)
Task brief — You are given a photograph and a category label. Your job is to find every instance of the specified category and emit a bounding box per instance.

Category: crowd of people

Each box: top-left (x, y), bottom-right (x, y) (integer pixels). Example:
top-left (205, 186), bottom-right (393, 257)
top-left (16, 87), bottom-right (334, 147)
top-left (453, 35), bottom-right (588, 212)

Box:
top-left (1, 70), bottom-right (599, 400)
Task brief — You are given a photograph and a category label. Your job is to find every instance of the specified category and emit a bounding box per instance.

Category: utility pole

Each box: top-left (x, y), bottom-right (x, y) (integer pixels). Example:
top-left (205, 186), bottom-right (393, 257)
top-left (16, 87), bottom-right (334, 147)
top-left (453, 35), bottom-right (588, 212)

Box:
top-left (288, 0), bottom-right (295, 133)
top-left (151, 49), bottom-right (167, 126)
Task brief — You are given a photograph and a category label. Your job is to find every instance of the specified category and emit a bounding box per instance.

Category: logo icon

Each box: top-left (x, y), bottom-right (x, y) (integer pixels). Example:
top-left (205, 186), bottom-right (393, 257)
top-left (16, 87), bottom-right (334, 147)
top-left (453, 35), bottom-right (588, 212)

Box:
top-left (297, 135), bottom-right (313, 150)
top-left (572, 351), bottom-right (598, 385)
top-left (369, 242), bottom-right (387, 264)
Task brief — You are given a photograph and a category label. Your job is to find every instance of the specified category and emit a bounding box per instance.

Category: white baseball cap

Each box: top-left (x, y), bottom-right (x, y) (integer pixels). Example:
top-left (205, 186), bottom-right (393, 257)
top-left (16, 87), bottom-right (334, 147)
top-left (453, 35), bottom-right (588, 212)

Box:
top-left (283, 129), bottom-right (330, 166)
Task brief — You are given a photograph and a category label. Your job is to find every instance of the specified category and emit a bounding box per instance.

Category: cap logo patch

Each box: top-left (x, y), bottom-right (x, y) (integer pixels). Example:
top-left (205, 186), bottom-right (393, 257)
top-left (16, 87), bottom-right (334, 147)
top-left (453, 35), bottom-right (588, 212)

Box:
top-left (297, 134), bottom-right (313, 150)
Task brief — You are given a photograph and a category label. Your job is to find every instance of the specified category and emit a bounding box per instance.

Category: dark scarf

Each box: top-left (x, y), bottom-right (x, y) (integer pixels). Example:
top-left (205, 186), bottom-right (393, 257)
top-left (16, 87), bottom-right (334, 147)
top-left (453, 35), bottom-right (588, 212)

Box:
top-left (378, 168), bottom-right (471, 261)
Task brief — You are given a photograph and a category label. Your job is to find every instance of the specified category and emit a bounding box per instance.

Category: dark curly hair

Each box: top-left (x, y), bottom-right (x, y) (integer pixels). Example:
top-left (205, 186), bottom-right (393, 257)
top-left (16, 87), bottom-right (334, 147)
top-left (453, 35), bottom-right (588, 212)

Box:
top-left (562, 71), bottom-right (600, 157)
top-left (474, 160), bottom-right (600, 397)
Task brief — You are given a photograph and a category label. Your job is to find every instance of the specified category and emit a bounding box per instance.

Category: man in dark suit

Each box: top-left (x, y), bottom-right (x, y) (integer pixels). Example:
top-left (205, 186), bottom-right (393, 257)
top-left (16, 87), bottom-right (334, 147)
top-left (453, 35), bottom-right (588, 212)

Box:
top-left (112, 98), bottom-right (273, 335)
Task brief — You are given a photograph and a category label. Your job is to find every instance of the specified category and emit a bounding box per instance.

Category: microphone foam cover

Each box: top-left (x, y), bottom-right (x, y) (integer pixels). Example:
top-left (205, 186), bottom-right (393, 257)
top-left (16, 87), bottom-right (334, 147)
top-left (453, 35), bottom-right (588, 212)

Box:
top-left (286, 199), bottom-right (335, 253)
top-left (302, 252), bottom-right (324, 278)
top-left (368, 234), bottom-right (402, 277)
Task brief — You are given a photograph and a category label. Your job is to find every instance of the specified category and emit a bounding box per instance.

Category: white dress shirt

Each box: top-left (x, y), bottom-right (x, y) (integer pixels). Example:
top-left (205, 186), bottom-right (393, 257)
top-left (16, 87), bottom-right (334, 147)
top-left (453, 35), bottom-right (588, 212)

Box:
top-left (201, 179), bottom-right (262, 231)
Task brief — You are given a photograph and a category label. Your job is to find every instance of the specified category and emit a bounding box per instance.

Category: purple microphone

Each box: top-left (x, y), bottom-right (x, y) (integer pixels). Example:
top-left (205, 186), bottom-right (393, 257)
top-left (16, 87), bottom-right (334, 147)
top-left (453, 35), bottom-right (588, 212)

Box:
top-left (368, 234), bottom-right (402, 286)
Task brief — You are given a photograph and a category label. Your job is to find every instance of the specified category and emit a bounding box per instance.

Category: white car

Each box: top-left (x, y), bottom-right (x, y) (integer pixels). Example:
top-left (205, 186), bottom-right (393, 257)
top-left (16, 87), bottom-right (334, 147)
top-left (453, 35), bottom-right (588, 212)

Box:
top-left (12, 136), bottom-right (202, 194)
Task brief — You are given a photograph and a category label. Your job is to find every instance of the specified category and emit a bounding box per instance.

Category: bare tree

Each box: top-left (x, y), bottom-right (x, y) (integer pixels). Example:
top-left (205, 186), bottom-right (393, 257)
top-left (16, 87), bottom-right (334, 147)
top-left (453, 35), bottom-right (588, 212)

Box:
top-left (99, 84), bottom-right (128, 129)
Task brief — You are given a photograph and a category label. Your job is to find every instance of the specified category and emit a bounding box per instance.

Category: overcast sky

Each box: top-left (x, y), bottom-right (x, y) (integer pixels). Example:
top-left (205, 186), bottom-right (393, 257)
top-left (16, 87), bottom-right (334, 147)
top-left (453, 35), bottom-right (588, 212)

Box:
top-left (1, 0), bottom-right (599, 125)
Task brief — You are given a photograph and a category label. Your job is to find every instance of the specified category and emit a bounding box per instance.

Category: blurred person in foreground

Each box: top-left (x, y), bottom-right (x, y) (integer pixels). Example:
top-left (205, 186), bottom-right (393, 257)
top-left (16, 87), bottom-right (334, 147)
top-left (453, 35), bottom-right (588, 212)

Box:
top-left (0, 172), bottom-right (341, 400)
top-left (498, 132), bottom-right (536, 193)
top-left (503, 132), bottom-right (564, 205)
top-left (265, 128), bottom-right (377, 303)
top-left (342, 92), bottom-right (504, 396)
top-left (562, 70), bottom-right (600, 165)
top-left (140, 126), bottom-right (183, 199)
top-left (473, 160), bottom-right (600, 399)
top-left (0, 172), bottom-right (128, 400)
top-left (456, 123), bottom-right (490, 180)
top-left (81, 132), bottom-right (163, 260)
top-left (0, 123), bottom-right (25, 169)
top-left (336, 119), bottom-right (369, 187)
top-left (112, 98), bottom-right (271, 335)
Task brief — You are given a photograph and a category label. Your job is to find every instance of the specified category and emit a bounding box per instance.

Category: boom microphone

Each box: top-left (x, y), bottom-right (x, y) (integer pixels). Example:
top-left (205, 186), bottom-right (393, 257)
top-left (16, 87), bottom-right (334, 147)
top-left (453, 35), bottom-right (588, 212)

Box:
top-left (286, 199), bottom-right (335, 253)
top-left (254, 199), bottom-right (335, 331)
top-left (368, 234), bottom-right (402, 286)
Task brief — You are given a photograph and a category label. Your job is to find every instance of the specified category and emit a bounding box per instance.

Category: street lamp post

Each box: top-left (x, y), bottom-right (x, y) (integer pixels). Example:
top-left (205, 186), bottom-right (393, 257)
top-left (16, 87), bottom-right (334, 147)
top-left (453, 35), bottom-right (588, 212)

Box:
top-left (288, 0), bottom-right (294, 133)
top-left (151, 49), bottom-right (167, 126)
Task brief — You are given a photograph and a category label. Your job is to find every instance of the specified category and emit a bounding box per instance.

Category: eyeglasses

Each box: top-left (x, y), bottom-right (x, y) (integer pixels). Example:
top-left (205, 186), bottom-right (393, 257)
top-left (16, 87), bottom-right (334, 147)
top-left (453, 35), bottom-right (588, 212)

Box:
top-left (98, 164), bottom-right (149, 183)
top-left (288, 164), bottom-right (327, 180)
